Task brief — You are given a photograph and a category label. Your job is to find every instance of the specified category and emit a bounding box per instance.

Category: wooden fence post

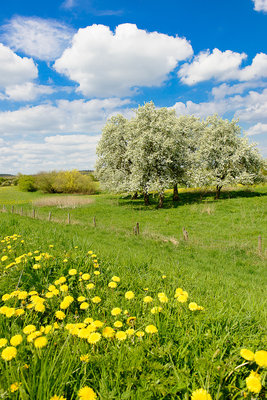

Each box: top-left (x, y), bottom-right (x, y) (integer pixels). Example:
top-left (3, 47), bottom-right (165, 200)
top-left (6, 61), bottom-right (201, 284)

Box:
top-left (11, 206), bottom-right (14, 214)
top-left (21, 207), bottom-right (23, 215)
top-left (93, 216), bottom-right (96, 227)
top-left (136, 222), bottom-right (140, 235)
top-left (183, 227), bottom-right (189, 241)
top-left (48, 211), bottom-right (52, 221)
top-left (32, 209), bottom-right (35, 219)
top-left (67, 213), bottom-right (70, 224)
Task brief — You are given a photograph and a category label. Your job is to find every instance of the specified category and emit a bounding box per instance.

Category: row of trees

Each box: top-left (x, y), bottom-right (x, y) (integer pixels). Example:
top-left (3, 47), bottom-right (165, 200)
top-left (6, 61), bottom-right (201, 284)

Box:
top-left (95, 102), bottom-right (264, 207)
top-left (18, 170), bottom-right (97, 194)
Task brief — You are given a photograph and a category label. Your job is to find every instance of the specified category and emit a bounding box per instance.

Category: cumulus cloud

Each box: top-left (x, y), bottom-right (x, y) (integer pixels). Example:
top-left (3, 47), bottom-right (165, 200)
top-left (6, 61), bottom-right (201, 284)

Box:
top-left (0, 135), bottom-right (99, 174)
top-left (0, 43), bottom-right (37, 90)
top-left (252, 0), bottom-right (267, 12)
top-left (212, 81), bottom-right (266, 99)
top-left (0, 97), bottom-right (130, 136)
top-left (54, 23), bottom-right (193, 97)
top-left (2, 83), bottom-right (54, 102)
top-left (246, 122), bottom-right (267, 136)
top-left (2, 16), bottom-right (74, 61)
top-left (178, 49), bottom-right (267, 85)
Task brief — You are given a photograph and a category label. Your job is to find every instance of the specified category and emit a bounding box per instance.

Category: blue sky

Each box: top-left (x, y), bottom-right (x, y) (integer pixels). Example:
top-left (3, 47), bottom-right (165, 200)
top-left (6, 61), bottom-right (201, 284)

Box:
top-left (0, 0), bottom-right (266, 174)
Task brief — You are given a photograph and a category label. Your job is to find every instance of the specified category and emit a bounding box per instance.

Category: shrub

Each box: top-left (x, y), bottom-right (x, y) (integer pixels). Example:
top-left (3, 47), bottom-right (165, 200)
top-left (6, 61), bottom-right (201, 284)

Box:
top-left (18, 175), bottom-right (37, 192)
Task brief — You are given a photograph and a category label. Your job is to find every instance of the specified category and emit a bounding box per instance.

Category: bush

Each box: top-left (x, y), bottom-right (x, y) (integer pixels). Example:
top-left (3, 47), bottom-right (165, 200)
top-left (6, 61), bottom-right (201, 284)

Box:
top-left (35, 170), bottom-right (97, 194)
top-left (18, 175), bottom-right (37, 192)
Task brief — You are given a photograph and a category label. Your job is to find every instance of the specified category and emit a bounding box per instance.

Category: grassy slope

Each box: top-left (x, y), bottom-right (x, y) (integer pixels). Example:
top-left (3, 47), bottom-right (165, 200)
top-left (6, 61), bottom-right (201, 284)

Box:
top-left (0, 186), bottom-right (266, 399)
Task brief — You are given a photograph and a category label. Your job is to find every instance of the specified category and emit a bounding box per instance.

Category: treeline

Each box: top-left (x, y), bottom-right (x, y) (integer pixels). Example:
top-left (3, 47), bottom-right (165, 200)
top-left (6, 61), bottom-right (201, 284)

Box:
top-left (18, 170), bottom-right (98, 194)
top-left (95, 102), bottom-right (264, 207)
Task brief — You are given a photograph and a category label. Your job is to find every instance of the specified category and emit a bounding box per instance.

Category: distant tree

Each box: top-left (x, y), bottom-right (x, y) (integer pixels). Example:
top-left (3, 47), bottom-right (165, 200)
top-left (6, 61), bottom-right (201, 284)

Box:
top-left (18, 175), bottom-right (36, 192)
top-left (189, 114), bottom-right (264, 199)
top-left (127, 102), bottom-right (183, 207)
top-left (95, 115), bottom-right (132, 193)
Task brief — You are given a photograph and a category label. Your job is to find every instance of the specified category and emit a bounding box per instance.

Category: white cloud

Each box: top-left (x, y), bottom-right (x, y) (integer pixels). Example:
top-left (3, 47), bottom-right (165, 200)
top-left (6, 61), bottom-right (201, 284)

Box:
top-left (212, 81), bottom-right (266, 99)
top-left (0, 98), bottom-right (130, 136)
top-left (178, 49), bottom-right (267, 85)
top-left (0, 135), bottom-right (99, 174)
top-left (62, 0), bottom-right (76, 9)
top-left (2, 16), bottom-right (74, 61)
top-left (246, 122), bottom-right (267, 136)
top-left (54, 23), bottom-right (193, 97)
top-left (0, 43), bottom-right (37, 90)
top-left (2, 83), bottom-right (54, 101)
top-left (178, 48), bottom-right (246, 85)
top-left (252, 0), bottom-right (267, 12)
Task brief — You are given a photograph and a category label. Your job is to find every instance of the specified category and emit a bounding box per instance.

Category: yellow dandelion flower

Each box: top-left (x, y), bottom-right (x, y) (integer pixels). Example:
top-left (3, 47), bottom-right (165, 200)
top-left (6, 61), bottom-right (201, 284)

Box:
top-left (191, 388), bottom-right (212, 400)
top-left (151, 306), bottom-right (162, 314)
top-left (1, 346), bottom-right (17, 361)
top-left (84, 317), bottom-right (94, 324)
top-left (87, 332), bottom-right (101, 344)
top-left (35, 303), bottom-right (45, 312)
top-left (55, 310), bottom-right (66, 320)
top-left (46, 292), bottom-right (54, 299)
top-left (78, 296), bottom-right (86, 302)
top-left (143, 296), bottom-right (153, 303)
top-left (58, 277), bottom-right (66, 284)
top-left (108, 282), bottom-right (117, 288)
top-left (92, 296), bottom-right (101, 304)
top-left (23, 325), bottom-right (36, 335)
top-left (125, 291), bottom-right (134, 300)
top-left (82, 273), bottom-right (90, 281)
top-left (158, 292), bottom-right (168, 303)
top-left (92, 320), bottom-right (104, 328)
top-left (240, 349), bottom-right (255, 361)
top-left (246, 371), bottom-right (262, 394)
top-left (86, 283), bottom-right (95, 290)
top-left (94, 271), bottom-right (100, 276)
top-left (114, 321), bottom-right (123, 328)
top-left (10, 334), bottom-right (23, 346)
top-left (0, 338), bottom-right (8, 348)
top-left (33, 264), bottom-right (41, 270)
top-left (10, 382), bottom-right (21, 392)
top-left (145, 325), bottom-right (158, 334)
top-left (177, 293), bottom-right (188, 303)
top-left (111, 307), bottom-right (122, 316)
top-left (52, 289), bottom-right (59, 295)
top-left (80, 302), bottom-right (89, 310)
top-left (69, 269), bottom-right (77, 276)
top-left (102, 327), bottom-right (115, 338)
top-left (2, 294), bottom-right (11, 301)
top-left (15, 308), bottom-right (25, 316)
top-left (116, 331), bottom-right (127, 341)
top-left (34, 336), bottom-right (48, 349)
top-left (162, 275), bottom-right (166, 279)
top-left (254, 350), bottom-right (267, 368)
top-left (80, 354), bottom-right (90, 363)
top-left (5, 307), bottom-right (16, 317)
top-left (60, 285), bottom-right (68, 292)
top-left (136, 331), bottom-right (145, 338)
top-left (78, 386), bottom-right (97, 400)
top-left (111, 276), bottom-right (120, 282)
top-left (126, 328), bottom-right (135, 336)
top-left (189, 302), bottom-right (199, 311)
top-left (50, 395), bottom-right (66, 400)
top-left (1, 255), bottom-right (8, 261)
top-left (27, 331), bottom-right (42, 343)
top-left (48, 285), bottom-right (56, 292)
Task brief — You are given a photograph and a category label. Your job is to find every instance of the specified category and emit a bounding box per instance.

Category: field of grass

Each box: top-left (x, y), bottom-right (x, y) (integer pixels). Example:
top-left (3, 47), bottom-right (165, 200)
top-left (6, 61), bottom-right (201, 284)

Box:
top-left (0, 186), bottom-right (266, 399)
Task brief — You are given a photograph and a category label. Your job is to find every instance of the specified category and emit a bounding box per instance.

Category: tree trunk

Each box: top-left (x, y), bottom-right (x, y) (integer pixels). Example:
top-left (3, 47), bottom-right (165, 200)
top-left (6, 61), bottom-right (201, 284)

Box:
top-left (143, 192), bottom-right (150, 206)
top-left (131, 192), bottom-right (138, 200)
top-left (215, 185), bottom-right (222, 199)
top-left (158, 193), bottom-right (164, 208)
top-left (173, 184), bottom-right (179, 201)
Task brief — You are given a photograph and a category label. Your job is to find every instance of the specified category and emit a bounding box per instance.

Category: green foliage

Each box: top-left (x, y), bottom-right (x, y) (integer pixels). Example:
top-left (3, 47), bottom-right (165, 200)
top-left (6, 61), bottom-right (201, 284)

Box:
top-left (0, 185), bottom-right (266, 399)
top-left (18, 175), bottom-right (37, 192)
top-left (35, 170), bottom-right (98, 194)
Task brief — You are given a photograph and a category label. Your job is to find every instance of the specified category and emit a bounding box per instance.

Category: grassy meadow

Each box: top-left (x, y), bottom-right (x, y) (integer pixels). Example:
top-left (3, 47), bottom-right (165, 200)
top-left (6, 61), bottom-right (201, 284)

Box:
top-left (0, 186), bottom-right (266, 399)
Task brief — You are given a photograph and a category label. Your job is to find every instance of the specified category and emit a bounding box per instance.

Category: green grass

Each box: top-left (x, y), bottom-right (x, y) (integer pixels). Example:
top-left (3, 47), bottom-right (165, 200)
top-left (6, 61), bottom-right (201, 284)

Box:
top-left (0, 186), bottom-right (266, 399)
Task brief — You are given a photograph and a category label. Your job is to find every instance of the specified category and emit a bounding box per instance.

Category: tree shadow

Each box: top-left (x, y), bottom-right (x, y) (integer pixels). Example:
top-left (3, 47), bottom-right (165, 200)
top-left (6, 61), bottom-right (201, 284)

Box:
top-left (117, 188), bottom-right (266, 210)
